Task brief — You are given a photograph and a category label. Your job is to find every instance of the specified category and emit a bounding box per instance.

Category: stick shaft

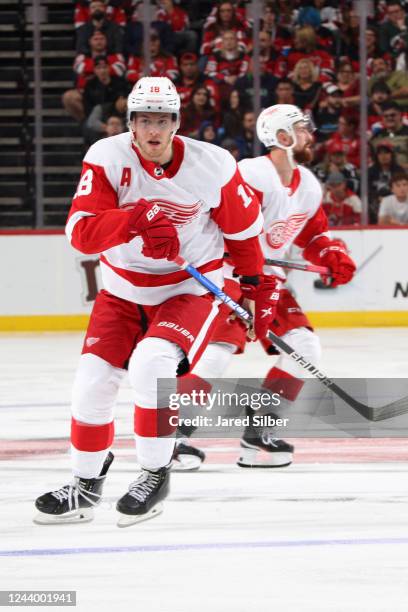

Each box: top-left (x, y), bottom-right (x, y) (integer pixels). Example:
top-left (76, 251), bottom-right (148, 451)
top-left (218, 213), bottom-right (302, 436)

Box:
top-left (175, 256), bottom-right (379, 421)
top-left (263, 257), bottom-right (329, 275)
top-left (223, 253), bottom-right (328, 275)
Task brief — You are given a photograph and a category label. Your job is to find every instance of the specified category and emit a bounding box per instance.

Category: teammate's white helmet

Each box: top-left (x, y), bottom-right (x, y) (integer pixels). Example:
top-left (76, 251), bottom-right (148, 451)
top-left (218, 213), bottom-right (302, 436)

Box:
top-left (127, 76), bottom-right (181, 128)
top-left (256, 104), bottom-right (311, 150)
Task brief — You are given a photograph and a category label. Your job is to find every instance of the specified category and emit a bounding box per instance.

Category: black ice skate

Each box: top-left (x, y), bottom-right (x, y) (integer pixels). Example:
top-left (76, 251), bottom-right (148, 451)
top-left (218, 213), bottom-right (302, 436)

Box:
top-left (237, 407), bottom-right (294, 468)
top-left (116, 465), bottom-right (170, 527)
top-left (172, 440), bottom-right (206, 471)
top-left (34, 451), bottom-right (114, 525)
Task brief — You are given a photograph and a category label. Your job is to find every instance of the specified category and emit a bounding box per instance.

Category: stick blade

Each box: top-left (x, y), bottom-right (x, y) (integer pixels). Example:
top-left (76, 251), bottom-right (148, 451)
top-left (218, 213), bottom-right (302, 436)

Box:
top-left (370, 396), bottom-right (408, 422)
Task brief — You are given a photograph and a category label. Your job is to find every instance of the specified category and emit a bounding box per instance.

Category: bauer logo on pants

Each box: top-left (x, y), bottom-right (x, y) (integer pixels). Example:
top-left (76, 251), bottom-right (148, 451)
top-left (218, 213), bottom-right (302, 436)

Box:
top-left (157, 322), bottom-right (195, 343)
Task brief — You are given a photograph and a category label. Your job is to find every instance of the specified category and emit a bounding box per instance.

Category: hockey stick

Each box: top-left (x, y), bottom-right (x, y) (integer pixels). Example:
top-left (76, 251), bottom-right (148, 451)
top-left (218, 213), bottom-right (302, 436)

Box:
top-left (263, 257), bottom-right (329, 275)
top-left (224, 253), bottom-right (329, 275)
top-left (175, 255), bottom-right (408, 422)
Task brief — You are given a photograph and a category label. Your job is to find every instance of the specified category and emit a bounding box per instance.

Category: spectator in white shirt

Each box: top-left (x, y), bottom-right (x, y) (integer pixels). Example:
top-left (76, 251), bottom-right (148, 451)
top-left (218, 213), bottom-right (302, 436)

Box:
top-left (378, 171), bottom-right (408, 225)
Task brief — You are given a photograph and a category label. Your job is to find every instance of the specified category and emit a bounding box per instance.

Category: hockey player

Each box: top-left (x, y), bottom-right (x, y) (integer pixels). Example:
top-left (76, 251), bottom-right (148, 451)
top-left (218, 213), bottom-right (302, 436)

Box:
top-left (176, 104), bottom-right (356, 469)
top-left (34, 76), bottom-right (280, 526)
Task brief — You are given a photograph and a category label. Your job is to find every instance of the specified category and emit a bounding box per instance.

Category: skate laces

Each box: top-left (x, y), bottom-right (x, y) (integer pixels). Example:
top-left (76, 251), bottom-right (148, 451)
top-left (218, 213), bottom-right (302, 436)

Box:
top-left (127, 471), bottom-right (161, 502)
top-left (51, 479), bottom-right (101, 510)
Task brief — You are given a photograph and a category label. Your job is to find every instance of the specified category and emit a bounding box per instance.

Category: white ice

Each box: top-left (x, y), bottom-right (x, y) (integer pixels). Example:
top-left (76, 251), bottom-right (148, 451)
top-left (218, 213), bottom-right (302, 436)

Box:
top-left (1, 329), bottom-right (408, 612)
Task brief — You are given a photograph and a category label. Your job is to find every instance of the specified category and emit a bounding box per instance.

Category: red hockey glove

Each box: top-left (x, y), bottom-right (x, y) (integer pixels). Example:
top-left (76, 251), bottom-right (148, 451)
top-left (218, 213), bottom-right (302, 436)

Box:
top-left (303, 237), bottom-right (356, 288)
top-left (126, 199), bottom-right (180, 261)
top-left (240, 275), bottom-right (281, 341)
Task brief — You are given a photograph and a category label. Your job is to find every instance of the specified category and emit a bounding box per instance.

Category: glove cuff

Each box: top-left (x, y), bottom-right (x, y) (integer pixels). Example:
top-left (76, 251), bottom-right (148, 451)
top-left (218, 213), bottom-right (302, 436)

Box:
top-left (240, 275), bottom-right (260, 286)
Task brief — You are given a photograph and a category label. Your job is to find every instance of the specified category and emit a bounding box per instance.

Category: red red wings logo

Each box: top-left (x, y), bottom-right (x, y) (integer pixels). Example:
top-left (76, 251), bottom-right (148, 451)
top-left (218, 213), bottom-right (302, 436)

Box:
top-left (265, 213), bottom-right (308, 249)
top-left (151, 199), bottom-right (202, 227)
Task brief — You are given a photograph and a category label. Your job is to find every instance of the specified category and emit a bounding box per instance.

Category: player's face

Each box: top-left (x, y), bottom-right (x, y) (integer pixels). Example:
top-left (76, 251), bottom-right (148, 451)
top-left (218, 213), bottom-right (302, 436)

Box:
top-left (293, 122), bottom-right (314, 163)
top-left (131, 112), bottom-right (176, 162)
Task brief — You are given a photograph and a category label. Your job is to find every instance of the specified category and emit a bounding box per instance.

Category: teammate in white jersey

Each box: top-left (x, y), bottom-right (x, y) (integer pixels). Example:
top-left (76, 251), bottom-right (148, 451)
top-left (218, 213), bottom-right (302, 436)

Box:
top-left (33, 77), bottom-right (281, 526)
top-left (175, 104), bottom-right (356, 469)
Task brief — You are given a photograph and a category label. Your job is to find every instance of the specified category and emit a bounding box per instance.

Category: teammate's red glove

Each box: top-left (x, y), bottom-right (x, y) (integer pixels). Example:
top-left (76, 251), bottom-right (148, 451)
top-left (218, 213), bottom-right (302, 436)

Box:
top-left (126, 199), bottom-right (180, 260)
top-left (240, 275), bottom-right (281, 341)
top-left (303, 237), bottom-right (356, 288)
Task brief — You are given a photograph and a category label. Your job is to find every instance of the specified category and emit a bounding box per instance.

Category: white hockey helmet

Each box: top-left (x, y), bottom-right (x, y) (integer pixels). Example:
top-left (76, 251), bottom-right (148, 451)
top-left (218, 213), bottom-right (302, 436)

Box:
top-left (256, 104), bottom-right (312, 151)
top-left (127, 76), bottom-right (181, 130)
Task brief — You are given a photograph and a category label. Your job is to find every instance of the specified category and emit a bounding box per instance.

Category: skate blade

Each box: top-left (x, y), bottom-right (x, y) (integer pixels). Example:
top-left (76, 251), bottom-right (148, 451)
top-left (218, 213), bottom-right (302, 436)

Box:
top-left (117, 503), bottom-right (163, 528)
top-left (237, 447), bottom-right (293, 468)
top-left (172, 455), bottom-right (202, 472)
top-left (33, 508), bottom-right (94, 525)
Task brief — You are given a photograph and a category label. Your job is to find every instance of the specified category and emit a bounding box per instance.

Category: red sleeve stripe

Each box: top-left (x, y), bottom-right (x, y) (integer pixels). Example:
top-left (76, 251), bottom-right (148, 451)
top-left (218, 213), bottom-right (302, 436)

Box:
top-left (222, 208), bottom-right (263, 240)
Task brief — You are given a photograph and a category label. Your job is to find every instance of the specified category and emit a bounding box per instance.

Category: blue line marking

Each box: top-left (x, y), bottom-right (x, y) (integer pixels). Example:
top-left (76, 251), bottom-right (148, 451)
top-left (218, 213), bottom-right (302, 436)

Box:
top-left (1, 537), bottom-right (408, 557)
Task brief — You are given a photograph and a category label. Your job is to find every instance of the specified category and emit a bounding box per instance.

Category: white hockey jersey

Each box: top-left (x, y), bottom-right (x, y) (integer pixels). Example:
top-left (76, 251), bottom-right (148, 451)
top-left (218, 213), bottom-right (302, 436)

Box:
top-left (238, 156), bottom-right (328, 279)
top-left (66, 134), bottom-right (263, 305)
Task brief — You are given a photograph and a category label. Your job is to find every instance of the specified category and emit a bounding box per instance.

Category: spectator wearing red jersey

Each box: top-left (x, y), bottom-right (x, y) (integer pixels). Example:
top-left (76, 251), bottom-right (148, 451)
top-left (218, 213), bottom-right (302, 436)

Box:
top-left (174, 52), bottom-right (220, 111)
top-left (200, 1), bottom-right (251, 56)
top-left (336, 60), bottom-right (359, 108)
top-left (155, 0), bottom-right (197, 54)
top-left (323, 172), bottom-right (362, 226)
top-left (74, 1), bottom-right (126, 29)
top-left (292, 58), bottom-right (322, 111)
top-left (205, 30), bottom-right (250, 102)
top-left (260, 2), bottom-right (292, 54)
top-left (325, 114), bottom-right (360, 167)
top-left (179, 86), bottom-right (219, 138)
top-left (73, 31), bottom-right (126, 90)
top-left (276, 26), bottom-right (335, 82)
top-left (76, 0), bottom-right (124, 55)
top-left (126, 30), bottom-right (179, 84)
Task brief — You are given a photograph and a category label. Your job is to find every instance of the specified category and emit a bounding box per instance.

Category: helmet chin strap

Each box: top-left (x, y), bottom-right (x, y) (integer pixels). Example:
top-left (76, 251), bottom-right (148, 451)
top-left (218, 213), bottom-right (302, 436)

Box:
top-left (286, 147), bottom-right (297, 169)
top-left (275, 127), bottom-right (298, 169)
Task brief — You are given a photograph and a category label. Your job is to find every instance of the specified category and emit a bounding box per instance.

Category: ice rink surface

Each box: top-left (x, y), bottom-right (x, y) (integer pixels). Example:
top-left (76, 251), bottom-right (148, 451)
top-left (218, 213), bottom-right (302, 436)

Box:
top-left (1, 329), bottom-right (408, 611)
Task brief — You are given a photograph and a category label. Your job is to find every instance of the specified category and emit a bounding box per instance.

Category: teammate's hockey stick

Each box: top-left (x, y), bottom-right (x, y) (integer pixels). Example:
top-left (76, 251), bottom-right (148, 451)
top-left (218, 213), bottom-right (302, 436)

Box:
top-left (263, 257), bottom-right (329, 275)
top-left (224, 253), bottom-right (329, 275)
top-left (174, 256), bottom-right (408, 422)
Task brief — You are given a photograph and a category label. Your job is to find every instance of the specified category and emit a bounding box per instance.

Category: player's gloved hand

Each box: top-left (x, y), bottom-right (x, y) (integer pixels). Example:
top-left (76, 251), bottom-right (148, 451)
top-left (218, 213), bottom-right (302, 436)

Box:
top-left (240, 275), bottom-right (281, 341)
top-left (127, 199), bottom-right (180, 261)
top-left (303, 237), bottom-right (356, 288)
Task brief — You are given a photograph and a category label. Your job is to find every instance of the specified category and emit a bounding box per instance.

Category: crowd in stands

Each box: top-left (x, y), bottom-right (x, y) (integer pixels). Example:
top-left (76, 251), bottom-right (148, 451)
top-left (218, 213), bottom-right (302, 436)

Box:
top-left (63, 0), bottom-right (408, 225)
